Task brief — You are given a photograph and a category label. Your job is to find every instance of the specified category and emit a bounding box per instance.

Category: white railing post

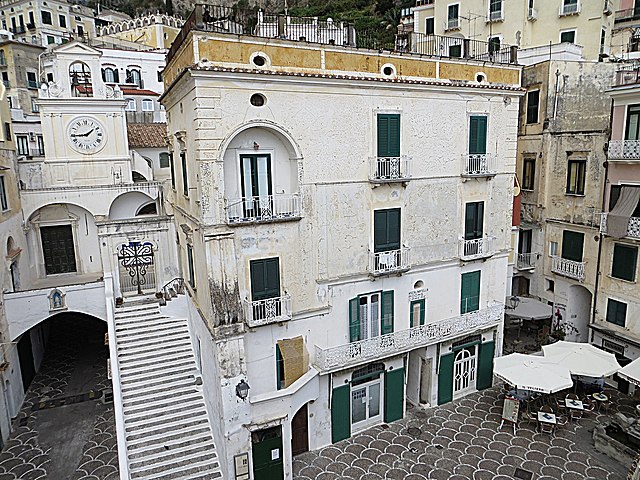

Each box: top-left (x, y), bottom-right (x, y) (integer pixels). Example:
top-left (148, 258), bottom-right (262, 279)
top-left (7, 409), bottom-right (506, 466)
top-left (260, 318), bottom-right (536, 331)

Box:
top-left (369, 247), bottom-right (410, 275)
top-left (551, 256), bottom-right (585, 281)
top-left (226, 193), bottom-right (302, 223)
top-left (104, 273), bottom-right (130, 480)
top-left (461, 154), bottom-right (496, 176)
top-left (460, 237), bottom-right (494, 260)
top-left (369, 156), bottom-right (411, 182)
top-left (244, 294), bottom-right (292, 327)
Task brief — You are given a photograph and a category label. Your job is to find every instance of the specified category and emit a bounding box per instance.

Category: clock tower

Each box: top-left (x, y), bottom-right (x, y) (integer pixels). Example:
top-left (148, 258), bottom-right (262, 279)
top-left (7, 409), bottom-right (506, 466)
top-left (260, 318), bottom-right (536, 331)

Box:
top-left (37, 41), bottom-right (132, 188)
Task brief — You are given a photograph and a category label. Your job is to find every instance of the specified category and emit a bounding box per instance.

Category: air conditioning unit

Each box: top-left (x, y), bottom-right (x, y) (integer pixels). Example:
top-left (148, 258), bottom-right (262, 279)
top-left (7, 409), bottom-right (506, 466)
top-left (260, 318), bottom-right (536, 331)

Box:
top-left (528, 8), bottom-right (538, 21)
top-left (604, 1), bottom-right (613, 16)
top-left (28, 131), bottom-right (35, 141)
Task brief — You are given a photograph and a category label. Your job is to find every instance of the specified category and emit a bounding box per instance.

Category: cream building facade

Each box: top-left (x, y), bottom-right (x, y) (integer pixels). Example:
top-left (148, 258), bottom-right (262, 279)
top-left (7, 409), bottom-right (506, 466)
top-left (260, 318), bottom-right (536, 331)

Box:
top-left (161, 5), bottom-right (521, 479)
top-left (413, 0), bottom-right (618, 61)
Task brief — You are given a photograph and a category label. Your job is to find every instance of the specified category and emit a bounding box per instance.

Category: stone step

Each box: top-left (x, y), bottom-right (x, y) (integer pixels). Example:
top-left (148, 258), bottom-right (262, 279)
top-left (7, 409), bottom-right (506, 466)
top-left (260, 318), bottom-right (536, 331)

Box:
top-left (125, 415), bottom-right (210, 442)
top-left (122, 377), bottom-right (196, 400)
top-left (119, 357), bottom-right (194, 379)
top-left (126, 424), bottom-right (212, 450)
top-left (124, 399), bottom-right (206, 425)
top-left (123, 392), bottom-right (203, 417)
top-left (118, 344), bottom-right (192, 362)
top-left (115, 307), bottom-right (161, 319)
top-left (115, 315), bottom-right (172, 328)
top-left (128, 439), bottom-right (216, 467)
top-left (115, 317), bottom-right (184, 333)
top-left (125, 405), bottom-right (208, 431)
top-left (117, 329), bottom-right (190, 346)
top-left (123, 385), bottom-right (199, 409)
top-left (129, 446), bottom-right (219, 477)
top-left (126, 430), bottom-right (214, 459)
top-left (117, 336), bottom-right (191, 356)
top-left (130, 456), bottom-right (221, 480)
top-left (116, 325), bottom-right (189, 342)
top-left (121, 367), bottom-right (196, 390)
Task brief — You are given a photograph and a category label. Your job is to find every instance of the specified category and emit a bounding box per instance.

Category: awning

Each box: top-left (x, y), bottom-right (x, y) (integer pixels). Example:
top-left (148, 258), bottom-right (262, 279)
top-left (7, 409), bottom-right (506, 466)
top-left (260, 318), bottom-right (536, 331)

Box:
top-left (618, 358), bottom-right (640, 387)
top-left (608, 186), bottom-right (640, 238)
top-left (505, 297), bottom-right (552, 321)
top-left (493, 353), bottom-right (573, 394)
top-left (542, 341), bottom-right (621, 377)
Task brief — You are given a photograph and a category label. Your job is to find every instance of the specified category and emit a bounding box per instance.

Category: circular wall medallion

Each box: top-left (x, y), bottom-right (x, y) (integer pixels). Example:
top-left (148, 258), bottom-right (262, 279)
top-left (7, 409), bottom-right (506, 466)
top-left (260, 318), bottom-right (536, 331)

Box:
top-left (67, 116), bottom-right (106, 154)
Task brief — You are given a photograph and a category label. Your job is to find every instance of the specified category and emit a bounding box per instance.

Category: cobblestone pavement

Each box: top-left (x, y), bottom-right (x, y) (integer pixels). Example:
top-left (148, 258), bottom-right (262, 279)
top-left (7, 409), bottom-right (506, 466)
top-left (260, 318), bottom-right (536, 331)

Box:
top-left (0, 315), bottom-right (118, 479)
top-left (294, 386), bottom-right (636, 480)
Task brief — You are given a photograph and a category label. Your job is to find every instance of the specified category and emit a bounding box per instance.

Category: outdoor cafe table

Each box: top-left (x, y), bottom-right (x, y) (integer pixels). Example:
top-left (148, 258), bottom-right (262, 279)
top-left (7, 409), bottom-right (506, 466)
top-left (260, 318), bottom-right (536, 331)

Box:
top-left (565, 398), bottom-right (584, 411)
top-left (592, 392), bottom-right (608, 402)
top-left (537, 411), bottom-right (557, 424)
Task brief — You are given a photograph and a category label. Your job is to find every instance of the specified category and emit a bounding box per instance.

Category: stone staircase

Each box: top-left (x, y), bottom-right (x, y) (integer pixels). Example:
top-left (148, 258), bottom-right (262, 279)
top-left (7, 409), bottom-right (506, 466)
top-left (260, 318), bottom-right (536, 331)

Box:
top-left (113, 298), bottom-right (223, 479)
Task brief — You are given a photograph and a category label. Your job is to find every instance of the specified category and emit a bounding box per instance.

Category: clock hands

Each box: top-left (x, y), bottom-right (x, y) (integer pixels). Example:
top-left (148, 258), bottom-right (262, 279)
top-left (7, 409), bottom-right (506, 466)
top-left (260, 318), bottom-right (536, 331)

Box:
top-left (71, 128), bottom-right (95, 138)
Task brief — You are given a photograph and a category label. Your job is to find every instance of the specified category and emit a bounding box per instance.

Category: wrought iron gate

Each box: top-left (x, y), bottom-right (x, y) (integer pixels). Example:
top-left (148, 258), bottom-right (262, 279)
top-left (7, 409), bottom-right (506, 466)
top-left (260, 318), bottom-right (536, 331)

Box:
top-left (118, 241), bottom-right (155, 295)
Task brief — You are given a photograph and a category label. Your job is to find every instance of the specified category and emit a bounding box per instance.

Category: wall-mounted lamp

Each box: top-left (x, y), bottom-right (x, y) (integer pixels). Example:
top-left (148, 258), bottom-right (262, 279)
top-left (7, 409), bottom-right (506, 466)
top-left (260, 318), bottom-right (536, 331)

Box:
top-left (236, 379), bottom-right (250, 400)
top-left (508, 296), bottom-right (520, 310)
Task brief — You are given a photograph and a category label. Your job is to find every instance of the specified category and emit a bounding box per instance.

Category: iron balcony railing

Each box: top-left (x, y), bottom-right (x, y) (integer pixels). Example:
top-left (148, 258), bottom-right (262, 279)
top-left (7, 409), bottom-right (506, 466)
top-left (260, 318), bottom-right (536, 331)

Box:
top-left (369, 156), bottom-right (411, 183)
top-left (369, 247), bottom-right (410, 276)
top-left (600, 213), bottom-right (640, 239)
top-left (313, 303), bottom-right (503, 373)
top-left (460, 237), bottom-right (494, 261)
top-left (462, 153), bottom-right (497, 176)
top-left (517, 253), bottom-right (537, 270)
top-left (168, 4), bottom-right (518, 65)
top-left (551, 256), bottom-right (585, 281)
top-left (607, 140), bottom-right (640, 160)
top-left (225, 194), bottom-right (302, 224)
top-left (244, 294), bottom-right (292, 327)
top-left (560, 2), bottom-right (580, 16)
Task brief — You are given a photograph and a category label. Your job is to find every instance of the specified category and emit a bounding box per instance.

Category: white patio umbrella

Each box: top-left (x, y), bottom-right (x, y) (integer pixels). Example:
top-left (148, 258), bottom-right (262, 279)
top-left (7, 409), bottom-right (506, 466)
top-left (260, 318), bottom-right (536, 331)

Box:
top-left (493, 353), bottom-right (574, 394)
top-left (618, 357), bottom-right (640, 387)
top-left (542, 341), bottom-right (621, 377)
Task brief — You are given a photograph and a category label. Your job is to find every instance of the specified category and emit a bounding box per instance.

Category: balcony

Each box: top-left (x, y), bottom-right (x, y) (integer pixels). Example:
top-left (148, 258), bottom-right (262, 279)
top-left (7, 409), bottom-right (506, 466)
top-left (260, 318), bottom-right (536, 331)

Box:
top-left (559, 2), bottom-right (580, 16)
top-left (369, 156), bottom-right (411, 184)
top-left (369, 247), bottom-right (410, 276)
top-left (314, 303), bottom-right (503, 373)
top-left (615, 8), bottom-right (640, 22)
top-left (244, 294), bottom-right (292, 328)
top-left (460, 237), bottom-right (494, 261)
top-left (516, 253), bottom-right (537, 270)
top-left (487, 10), bottom-right (503, 23)
top-left (551, 256), bottom-right (585, 281)
top-left (225, 194), bottom-right (302, 224)
top-left (607, 140), bottom-right (640, 161)
top-left (600, 213), bottom-right (640, 239)
top-left (445, 18), bottom-right (460, 31)
top-left (462, 153), bottom-right (497, 177)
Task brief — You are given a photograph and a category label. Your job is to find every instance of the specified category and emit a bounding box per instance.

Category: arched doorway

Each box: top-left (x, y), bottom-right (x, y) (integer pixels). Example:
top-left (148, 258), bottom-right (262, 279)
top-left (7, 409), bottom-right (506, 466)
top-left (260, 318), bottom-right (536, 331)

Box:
top-left (453, 346), bottom-right (477, 399)
top-left (291, 403), bottom-right (308, 456)
top-left (567, 285), bottom-right (592, 342)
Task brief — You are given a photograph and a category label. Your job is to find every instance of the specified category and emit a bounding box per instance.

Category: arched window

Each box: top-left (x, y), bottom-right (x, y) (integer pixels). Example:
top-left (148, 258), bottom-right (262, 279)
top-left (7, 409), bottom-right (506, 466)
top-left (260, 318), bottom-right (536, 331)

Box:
top-left (103, 67), bottom-right (119, 84)
top-left (69, 61), bottom-right (92, 97)
top-left (136, 203), bottom-right (157, 215)
top-left (126, 68), bottom-right (141, 87)
top-left (141, 99), bottom-right (153, 111)
top-left (159, 152), bottom-right (170, 168)
top-left (125, 98), bottom-right (136, 111)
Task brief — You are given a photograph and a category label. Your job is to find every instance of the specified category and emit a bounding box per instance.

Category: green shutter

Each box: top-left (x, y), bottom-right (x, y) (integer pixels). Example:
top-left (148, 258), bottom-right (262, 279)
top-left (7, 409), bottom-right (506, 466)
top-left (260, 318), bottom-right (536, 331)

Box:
top-left (377, 114), bottom-right (400, 157)
top-left (607, 298), bottom-right (627, 327)
top-left (250, 258), bottom-right (281, 300)
top-left (476, 341), bottom-right (495, 390)
top-left (469, 116), bottom-right (487, 155)
top-left (331, 384), bottom-right (350, 443)
top-left (438, 353), bottom-right (454, 405)
top-left (460, 271), bottom-right (481, 314)
top-left (384, 368), bottom-right (404, 423)
top-left (410, 299), bottom-right (425, 327)
top-left (275, 344), bottom-right (282, 390)
top-left (612, 244), bottom-right (638, 282)
top-left (374, 209), bottom-right (401, 253)
top-left (349, 297), bottom-right (360, 342)
top-left (561, 231), bottom-right (584, 262)
top-left (464, 202), bottom-right (484, 240)
top-left (381, 290), bottom-right (394, 335)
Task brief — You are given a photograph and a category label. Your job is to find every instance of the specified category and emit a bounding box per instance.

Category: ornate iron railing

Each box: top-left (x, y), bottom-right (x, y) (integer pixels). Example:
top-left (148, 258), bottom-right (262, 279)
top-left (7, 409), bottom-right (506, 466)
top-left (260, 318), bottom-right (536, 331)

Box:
top-left (462, 153), bottom-right (497, 176)
top-left (607, 140), bottom-right (640, 160)
top-left (551, 256), bottom-right (585, 281)
top-left (460, 237), bottom-right (494, 261)
top-left (244, 294), bottom-right (292, 327)
top-left (369, 156), bottom-right (411, 183)
top-left (314, 303), bottom-right (503, 372)
top-left (369, 247), bottom-right (411, 276)
top-left (225, 194), bottom-right (302, 224)
top-left (600, 213), bottom-right (640, 238)
top-left (517, 253), bottom-right (537, 270)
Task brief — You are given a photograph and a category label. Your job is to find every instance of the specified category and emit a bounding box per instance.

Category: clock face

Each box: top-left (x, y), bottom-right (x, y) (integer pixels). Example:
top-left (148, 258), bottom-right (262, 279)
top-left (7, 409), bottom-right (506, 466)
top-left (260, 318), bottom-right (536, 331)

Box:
top-left (67, 117), bottom-right (105, 154)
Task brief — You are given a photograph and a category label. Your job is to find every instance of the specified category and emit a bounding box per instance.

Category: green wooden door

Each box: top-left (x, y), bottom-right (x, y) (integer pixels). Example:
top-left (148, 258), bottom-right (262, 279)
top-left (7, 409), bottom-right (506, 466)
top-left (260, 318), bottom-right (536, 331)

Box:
top-left (460, 271), bottom-right (481, 314)
top-left (438, 353), bottom-right (454, 405)
top-left (469, 116), bottom-right (487, 155)
top-left (251, 427), bottom-right (284, 480)
top-left (374, 208), bottom-right (401, 253)
top-left (377, 114), bottom-right (400, 157)
top-left (40, 225), bottom-right (77, 275)
top-left (464, 202), bottom-right (484, 240)
top-left (384, 368), bottom-right (405, 423)
top-left (561, 231), bottom-right (584, 262)
top-left (381, 291), bottom-right (394, 335)
top-left (410, 299), bottom-right (425, 327)
top-left (250, 257), bottom-right (280, 300)
top-left (331, 384), bottom-right (350, 443)
top-left (476, 341), bottom-right (495, 390)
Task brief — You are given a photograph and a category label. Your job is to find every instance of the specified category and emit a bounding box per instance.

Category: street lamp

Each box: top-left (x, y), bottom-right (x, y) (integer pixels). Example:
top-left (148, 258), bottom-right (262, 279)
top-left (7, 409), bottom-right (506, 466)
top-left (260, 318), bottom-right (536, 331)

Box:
top-left (236, 379), bottom-right (250, 400)
top-left (508, 296), bottom-right (520, 310)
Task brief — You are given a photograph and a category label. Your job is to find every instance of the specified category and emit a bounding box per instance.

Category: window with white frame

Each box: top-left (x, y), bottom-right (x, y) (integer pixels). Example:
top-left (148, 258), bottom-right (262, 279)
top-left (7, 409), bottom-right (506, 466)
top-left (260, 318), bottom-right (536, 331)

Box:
top-left (549, 241), bottom-right (558, 257)
top-left (16, 135), bottom-right (29, 156)
top-left (0, 175), bottom-right (8, 211)
top-left (560, 30), bottom-right (576, 44)
top-left (125, 98), bottom-right (136, 111)
top-left (489, 0), bottom-right (503, 21)
top-left (141, 99), bottom-right (153, 111)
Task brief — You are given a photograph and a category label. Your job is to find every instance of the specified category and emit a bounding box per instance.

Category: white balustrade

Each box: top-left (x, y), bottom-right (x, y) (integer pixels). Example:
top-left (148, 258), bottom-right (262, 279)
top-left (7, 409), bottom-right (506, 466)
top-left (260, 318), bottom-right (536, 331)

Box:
top-left (551, 256), bottom-right (585, 281)
top-left (461, 153), bottom-right (497, 176)
top-left (369, 247), bottom-right (410, 276)
top-left (607, 140), bottom-right (640, 160)
top-left (226, 194), bottom-right (302, 224)
top-left (314, 303), bottom-right (504, 372)
top-left (516, 253), bottom-right (537, 270)
top-left (600, 213), bottom-right (640, 238)
top-left (244, 294), bottom-right (292, 327)
top-left (460, 237), bottom-right (494, 261)
top-left (369, 156), bottom-right (411, 183)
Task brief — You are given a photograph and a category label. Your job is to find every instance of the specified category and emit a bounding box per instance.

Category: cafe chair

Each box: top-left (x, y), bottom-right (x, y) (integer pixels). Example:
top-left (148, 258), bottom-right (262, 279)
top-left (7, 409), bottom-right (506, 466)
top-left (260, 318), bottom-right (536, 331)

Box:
top-left (556, 415), bottom-right (569, 427)
top-left (582, 399), bottom-right (595, 415)
top-left (538, 420), bottom-right (555, 435)
top-left (569, 408), bottom-right (583, 421)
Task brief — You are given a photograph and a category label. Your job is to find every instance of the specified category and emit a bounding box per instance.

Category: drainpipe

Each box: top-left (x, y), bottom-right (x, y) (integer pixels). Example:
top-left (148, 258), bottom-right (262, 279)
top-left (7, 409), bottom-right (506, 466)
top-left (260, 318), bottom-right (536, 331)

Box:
top-left (592, 98), bottom-right (614, 329)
